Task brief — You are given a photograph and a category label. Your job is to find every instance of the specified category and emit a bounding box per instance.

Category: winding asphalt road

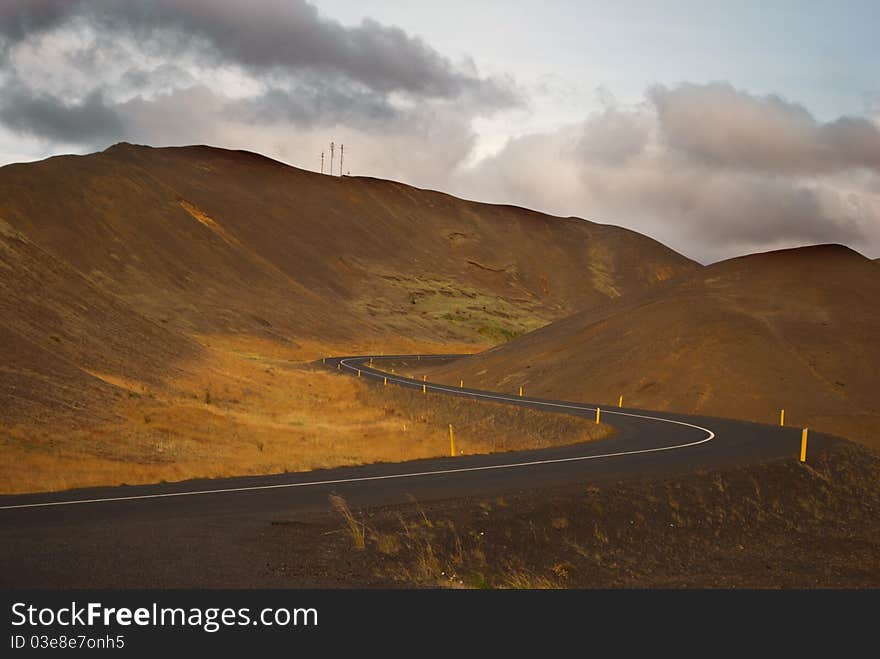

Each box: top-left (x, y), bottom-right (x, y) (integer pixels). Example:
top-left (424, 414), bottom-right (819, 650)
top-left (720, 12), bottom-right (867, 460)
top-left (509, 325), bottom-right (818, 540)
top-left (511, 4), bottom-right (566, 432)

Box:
top-left (0, 354), bottom-right (836, 586)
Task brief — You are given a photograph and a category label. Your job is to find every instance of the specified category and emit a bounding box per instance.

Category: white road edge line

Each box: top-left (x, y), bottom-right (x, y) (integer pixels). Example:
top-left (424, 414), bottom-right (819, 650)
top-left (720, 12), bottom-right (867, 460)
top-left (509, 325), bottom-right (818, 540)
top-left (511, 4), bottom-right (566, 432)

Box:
top-left (0, 356), bottom-right (715, 511)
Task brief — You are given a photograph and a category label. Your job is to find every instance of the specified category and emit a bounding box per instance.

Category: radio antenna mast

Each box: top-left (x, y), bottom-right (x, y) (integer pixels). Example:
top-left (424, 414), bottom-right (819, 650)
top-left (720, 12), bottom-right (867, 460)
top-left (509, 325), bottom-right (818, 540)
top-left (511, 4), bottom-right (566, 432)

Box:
top-left (320, 151), bottom-right (324, 174)
top-left (339, 144), bottom-right (344, 176)
top-left (329, 142), bottom-right (335, 177)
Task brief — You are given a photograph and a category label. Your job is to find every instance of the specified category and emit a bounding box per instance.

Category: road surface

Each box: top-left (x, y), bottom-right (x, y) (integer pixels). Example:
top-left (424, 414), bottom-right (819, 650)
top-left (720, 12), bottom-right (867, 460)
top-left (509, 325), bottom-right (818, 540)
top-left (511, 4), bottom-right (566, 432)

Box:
top-left (0, 354), bottom-right (833, 586)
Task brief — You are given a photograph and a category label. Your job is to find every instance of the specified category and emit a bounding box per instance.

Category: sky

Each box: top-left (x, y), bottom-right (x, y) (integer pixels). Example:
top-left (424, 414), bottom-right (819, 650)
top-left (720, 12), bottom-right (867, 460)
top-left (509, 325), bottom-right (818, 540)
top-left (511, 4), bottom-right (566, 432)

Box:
top-left (0, 1), bottom-right (878, 263)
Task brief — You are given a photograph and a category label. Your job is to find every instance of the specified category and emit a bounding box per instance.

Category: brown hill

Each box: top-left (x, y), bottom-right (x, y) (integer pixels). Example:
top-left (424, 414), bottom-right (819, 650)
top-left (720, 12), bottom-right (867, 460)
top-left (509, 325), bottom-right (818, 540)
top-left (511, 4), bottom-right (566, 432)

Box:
top-left (427, 245), bottom-right (880, 449)
top-left (0, 143), bottom-right (695, 490)
top-left (1, 143), bottom-right (693, 343)
top-left (0, 218), bottom-right (196, 427)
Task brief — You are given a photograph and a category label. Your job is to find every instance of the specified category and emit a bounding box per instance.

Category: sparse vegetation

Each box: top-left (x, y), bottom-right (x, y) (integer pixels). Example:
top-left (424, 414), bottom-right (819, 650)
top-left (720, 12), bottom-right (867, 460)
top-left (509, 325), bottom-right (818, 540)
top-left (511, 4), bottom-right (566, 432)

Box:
top-left (353, 272), bottom-right (550, 344)
top-left (426, 245), bottom-right (880, 452)
top-left (477, 323), bottom-right (524, 343)
top-left (330, 495), bottom-right (366, 550)
top-left (357, 376), bottom-right (611, 456)
top-left (9, 443), bottom-right (877, 588)
top-left (0, 335), bottom-right (610, 494)
top-left (285, 443), bottom-right (880, 588)
top-left (0, 144), bottom-right (696, 495)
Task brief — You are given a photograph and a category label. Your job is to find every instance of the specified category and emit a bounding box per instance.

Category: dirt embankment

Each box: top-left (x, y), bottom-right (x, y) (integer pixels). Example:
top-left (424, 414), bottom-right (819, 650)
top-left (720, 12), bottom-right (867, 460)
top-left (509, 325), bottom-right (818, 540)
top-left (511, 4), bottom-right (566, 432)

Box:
top-left (7, 441), bottom-right (876, 588)
top-left (267, 441), bottom-right (880, 588)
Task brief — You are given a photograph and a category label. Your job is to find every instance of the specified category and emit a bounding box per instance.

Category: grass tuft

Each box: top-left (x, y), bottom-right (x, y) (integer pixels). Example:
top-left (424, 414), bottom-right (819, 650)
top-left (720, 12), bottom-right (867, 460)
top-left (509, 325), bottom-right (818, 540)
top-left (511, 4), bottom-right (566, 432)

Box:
top-left (330, 494), bottom-right (366, 550)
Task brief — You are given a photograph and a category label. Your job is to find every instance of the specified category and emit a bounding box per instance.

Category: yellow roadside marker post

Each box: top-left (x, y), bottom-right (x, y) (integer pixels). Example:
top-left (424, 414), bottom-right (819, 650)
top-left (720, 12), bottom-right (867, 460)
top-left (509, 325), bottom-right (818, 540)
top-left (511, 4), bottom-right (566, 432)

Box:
top-left (519, 386), bottom-right (523, 397)
top-left (423, 375), bottom-right (427, 382)
top-left (357, 369), bottom-right (361, 378)
top-left (780, 409), bottom-right (785, 426)
top-left (595, 407), bottom-right (601, 424)
top-left (322, 358), bottom-right (325, 364)
top-left (422, 383), bottom-right (427, 395)
top-left (459, 379), bottom-right (463, 388)
top-left (449, 424), bottom-right (456, 457)
top-left (800, 428), bottom-right (809, 462)
top-left (337, 363), bottom-right (340, 370)
top-left (369, 357), bottom-right (373, 367)
top-left (384, 377), bottom-right (387, 386)
top-left (618, 395), bottom-right (623, 408)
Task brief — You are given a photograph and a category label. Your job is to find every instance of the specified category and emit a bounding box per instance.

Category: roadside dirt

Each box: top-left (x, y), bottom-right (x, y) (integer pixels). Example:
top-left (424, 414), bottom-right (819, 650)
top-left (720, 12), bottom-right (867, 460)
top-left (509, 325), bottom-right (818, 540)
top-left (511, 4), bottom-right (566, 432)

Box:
top-left (5, 441), bottom-right (877, 588)
top-left (264, 441), bottom-right (880, 588)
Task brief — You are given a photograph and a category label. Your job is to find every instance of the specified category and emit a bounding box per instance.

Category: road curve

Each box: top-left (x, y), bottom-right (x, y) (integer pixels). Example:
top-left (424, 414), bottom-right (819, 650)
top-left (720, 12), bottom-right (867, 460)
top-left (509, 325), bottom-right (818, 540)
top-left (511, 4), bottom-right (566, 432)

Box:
top-left (1, 354), bottom-right (830, 515)
top-left (0, 353), bottom-right (838, 587)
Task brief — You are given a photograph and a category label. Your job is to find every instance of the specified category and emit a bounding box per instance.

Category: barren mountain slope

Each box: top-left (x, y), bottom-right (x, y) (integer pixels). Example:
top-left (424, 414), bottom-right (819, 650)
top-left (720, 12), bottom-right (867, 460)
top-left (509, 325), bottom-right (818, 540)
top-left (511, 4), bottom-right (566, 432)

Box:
top-left (0, 143), bottom-right (695, 345)
top-left (0, 143), bottom-right (696, 490)
top-left (427, 245), bottom-right (880, 449)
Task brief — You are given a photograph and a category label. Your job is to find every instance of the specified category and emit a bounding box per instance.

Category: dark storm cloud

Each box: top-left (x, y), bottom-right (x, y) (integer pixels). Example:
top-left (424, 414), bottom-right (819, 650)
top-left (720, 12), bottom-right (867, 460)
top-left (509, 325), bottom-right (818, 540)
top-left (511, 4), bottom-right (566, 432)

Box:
top-left (0, 0), bottom-right (73, 44)
top-left (0, 0), bottom-right (519, 105)
top-left (0, 83), bottom-right (124, 142)
top-left (231, 83), bottom-right (402, 129)
top-left (0, 0), bottom-right (518, 156)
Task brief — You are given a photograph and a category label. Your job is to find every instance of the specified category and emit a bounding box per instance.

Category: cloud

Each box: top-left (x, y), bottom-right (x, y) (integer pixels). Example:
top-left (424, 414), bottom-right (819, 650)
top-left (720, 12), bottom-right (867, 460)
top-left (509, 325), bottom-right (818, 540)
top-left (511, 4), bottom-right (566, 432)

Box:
top-left (229, 81), bottom-right (403, 129)
top-left (577, 107), bottom-right (651, 166)
top-left (648, 83), bottom-right (818, 172)
top-left (650, 82), bottom-right (880, 174)
top-left (0, 82), bottom-right (123, 142)
top-left (0, 4), bottom-right (874, 263)
top-left (116, 86), bottom-right (226, 147)
top-left (90, 84), bottom-right (475, 191)
top-left (0, 0), bottom-right (518, 105)
top-left (0, 0), bottom-right (519, 185)
top-left (452, 83), bottom-right (880, 263)
top-left (820, 116), bottom-right (880, 171)
top-left (0, 0), bottom-right (73, 45)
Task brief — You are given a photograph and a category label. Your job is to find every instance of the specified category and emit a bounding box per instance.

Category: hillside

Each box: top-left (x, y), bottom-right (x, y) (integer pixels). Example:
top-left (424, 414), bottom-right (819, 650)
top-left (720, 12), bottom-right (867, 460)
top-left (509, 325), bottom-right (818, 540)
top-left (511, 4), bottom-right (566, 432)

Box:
top-left (0, 143), bottom-right (694, 490)
top-left (0, 143), bottom-right (694, 341)
top-left (427, 245), bottom-right (880, 449)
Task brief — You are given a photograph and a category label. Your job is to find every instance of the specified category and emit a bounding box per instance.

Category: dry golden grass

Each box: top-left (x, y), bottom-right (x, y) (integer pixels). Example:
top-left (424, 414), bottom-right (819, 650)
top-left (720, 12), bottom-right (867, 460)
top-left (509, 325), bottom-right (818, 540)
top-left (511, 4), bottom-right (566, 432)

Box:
top-left (311, 443), bottom-right (880, 588)
top-left (330, 494), bottom-right (366, 550)
top-left (327, 492), bottom-right (566, 588)
top-left (357, 379), bottom-right (610, 455)
top-left (0, 334), bottom-right (610, 494)
top-left (501, 571), bottom-right (562, 589)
